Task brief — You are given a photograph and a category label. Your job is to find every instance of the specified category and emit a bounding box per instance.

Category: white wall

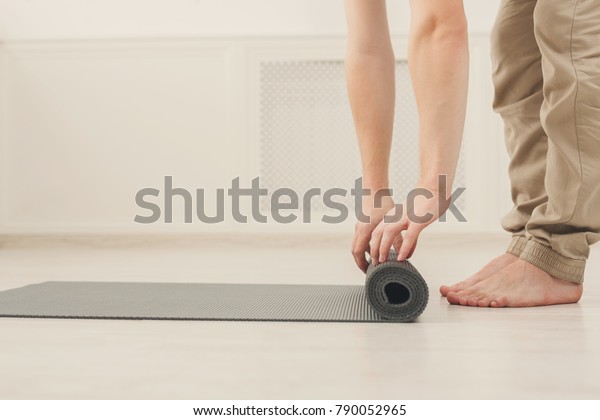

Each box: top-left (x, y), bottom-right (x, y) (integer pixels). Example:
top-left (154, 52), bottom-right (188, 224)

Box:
top-left (0, 1), bottom-right (508, 235)
top-left (0, 0), bottom-right (499, 39)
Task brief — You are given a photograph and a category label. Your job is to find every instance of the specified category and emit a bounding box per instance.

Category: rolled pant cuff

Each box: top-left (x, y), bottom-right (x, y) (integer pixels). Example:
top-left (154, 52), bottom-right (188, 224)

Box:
top-left (507, 236), bottom-right (528, 257)
top-left (520, 240), bottom-right (585, 284)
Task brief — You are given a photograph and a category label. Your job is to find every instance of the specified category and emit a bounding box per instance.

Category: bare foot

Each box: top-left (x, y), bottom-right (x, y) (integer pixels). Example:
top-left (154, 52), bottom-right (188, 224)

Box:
top-left (439, 253), bottom-right (518, 297)
top-left (446, 259), bottom-right (583, 307)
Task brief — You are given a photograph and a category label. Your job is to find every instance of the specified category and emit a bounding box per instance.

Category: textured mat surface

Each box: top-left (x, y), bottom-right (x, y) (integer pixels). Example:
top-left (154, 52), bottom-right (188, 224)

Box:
top-left (0, 256), bottom-right (428, 323)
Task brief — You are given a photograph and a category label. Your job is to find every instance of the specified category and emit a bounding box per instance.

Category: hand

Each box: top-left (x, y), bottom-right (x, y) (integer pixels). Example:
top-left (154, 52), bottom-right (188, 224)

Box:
top-left (369, 184), bottom-right (451, 264)
top-left (351, 193), bottom-right (395, 273)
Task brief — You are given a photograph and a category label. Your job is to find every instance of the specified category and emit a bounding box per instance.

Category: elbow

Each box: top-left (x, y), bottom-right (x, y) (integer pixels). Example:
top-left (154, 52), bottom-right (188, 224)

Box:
top-left (439, 18), bottom-right (468, 42)
top-left (411, 13), bottom-right (468, 45)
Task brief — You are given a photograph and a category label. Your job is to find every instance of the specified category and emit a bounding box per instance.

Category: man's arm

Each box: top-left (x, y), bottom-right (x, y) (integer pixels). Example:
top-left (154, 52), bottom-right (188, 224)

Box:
top-left (344, 0), bottom-right (396, 272)
top-left (370, 0), bottom-right (469, 264)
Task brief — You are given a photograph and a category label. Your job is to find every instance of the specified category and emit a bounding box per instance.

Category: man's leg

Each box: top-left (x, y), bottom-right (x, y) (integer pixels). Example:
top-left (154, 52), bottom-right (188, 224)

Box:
top-left (441, 0), bottom-right (544, 296)
top-left (448, 0), bottom-right (598, 307)
top-left (521, 0), bottom-right (600, 283)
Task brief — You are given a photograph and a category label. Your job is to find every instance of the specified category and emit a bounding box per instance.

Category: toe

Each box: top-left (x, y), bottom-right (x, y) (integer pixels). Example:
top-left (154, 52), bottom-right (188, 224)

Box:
top-left (467, 295), bottom-right (480, 306)
top-left (458, 292), bottom-right (470, 306)
top-left (442, 281), bottom-right (468, 297)
top-left (498, 297), bottom-right (509, 307)
top-left (477, 297), bottom-right (492, 307)
top-left (490, 297), bottom-right (507, 308)
top-left (446, 291), bottom-right (461, 305)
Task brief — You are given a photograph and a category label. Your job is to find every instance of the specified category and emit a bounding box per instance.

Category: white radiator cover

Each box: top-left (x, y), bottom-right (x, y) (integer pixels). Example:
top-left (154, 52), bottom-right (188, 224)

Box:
top-left (259, 60), bottom-right (467, 214)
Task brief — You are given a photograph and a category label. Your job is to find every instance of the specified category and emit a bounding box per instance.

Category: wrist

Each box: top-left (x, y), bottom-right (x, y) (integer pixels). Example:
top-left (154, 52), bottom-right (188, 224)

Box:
top-left (360, 191), bottom-right (394, 216)
top-left (417, 173), bottom-right (454, 195)
top-left (361, 177), bottom-right (389, 192)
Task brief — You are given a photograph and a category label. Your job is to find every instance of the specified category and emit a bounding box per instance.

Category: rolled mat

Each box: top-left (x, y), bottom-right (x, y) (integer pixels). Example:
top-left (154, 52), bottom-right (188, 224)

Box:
top-left (365, 251), bottom-right (429, 322)
top-left (0, 254), bottom-right (428, 323)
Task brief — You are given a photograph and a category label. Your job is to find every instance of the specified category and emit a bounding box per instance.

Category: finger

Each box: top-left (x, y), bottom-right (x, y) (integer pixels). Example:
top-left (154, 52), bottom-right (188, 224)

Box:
top-left (352, 234), bottom-right (370, 273)
top-left (352, 225), bottom-right (370, 272)
top-left (369, 225), bottom-right (384, 265)
top-left (378, 226), bottom-right (401, 263)
top-left (406, 237), bottom-right (419, 259)
top-left (353, 248), bottom-right (369, 273)
top-left (388, 218), bottom-right (409, 257)
top-left (397, 223), bottom-right (422, 261)
top-left (392, 234), bottom-right (403, 255)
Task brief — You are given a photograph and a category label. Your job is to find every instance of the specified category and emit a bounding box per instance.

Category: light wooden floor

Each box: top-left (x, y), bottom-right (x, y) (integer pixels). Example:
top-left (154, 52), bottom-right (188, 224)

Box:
top-left (0, 233), bottom-right (599, 400)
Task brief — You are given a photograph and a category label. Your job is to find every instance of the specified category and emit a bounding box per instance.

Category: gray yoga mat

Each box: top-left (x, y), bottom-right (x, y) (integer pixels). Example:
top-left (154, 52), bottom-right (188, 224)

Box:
top-left (0, 254), bottom-right (428, 323)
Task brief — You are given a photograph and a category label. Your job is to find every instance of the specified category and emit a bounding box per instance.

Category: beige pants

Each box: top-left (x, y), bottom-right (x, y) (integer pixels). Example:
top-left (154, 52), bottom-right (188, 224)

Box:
top-left (491, 0), bottom-right (600, 283)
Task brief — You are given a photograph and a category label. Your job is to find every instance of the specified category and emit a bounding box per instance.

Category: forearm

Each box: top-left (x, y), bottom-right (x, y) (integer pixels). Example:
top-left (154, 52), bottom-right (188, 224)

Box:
top-left (346, 54), bottom-right (395, 191)
top-left (344, 0), bottom-right (395, 192)
top-left (408, 3), bottom-right (469, 194)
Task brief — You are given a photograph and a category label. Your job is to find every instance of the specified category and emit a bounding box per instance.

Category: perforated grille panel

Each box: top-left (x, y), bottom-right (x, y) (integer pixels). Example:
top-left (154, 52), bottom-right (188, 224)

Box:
top-left (259, 60), bottom-right (466, 215)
